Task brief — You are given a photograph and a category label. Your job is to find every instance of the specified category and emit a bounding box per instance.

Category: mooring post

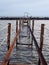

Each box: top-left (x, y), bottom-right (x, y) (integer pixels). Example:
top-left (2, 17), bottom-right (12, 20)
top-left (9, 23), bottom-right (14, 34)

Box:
top-left (7, 23), bottom-right (11, 50)
top-left (21, 20), bottom-right (23, 30)
top-left (20, 19), bottom-right (21, 29)
top-left (7, 23), bottom-right (11, 65)
top-left (38, 24), bottom-right (45, 65)
top-left (32, 20), bottom-right (34, 35)
top-left (22, 19), bottom-right (24, 28)
top-left (18, 19), bottom-right (21, 42)
top-left (40, 24), bottom-right (44, 50)
top-left (27, 20), bottom-right (28, 34)
top-left (31, 20), bottom-right (34, 48)
top-left (28, 19), bottom-right (30, 38)
top-left (16, 20), bottom-right (18, 48)
top-left (16, 20), bottom-right (18, 32)
top-left (28, 19), bottom-right (30, 26)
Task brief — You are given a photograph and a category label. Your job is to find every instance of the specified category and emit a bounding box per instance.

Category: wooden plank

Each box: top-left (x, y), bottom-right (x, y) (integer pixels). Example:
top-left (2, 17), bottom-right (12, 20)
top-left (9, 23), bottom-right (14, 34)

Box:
top-left (20, 35), bottom-right (28, 37)
top-left (17, 43), bottom-right (32, 45)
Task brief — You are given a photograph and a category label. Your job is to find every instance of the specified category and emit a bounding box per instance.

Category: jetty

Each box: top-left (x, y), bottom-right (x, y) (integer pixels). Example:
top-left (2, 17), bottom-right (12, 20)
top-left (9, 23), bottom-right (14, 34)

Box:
top-left (0, 17), bottom-right (48, 65)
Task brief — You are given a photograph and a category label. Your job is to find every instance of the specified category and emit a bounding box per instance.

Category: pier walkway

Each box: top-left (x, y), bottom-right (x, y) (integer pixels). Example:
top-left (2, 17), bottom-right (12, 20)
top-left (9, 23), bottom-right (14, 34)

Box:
top-left (10, 22), bottom-right (34, 64)
top-left (0, 17), bottom-right (48, 65)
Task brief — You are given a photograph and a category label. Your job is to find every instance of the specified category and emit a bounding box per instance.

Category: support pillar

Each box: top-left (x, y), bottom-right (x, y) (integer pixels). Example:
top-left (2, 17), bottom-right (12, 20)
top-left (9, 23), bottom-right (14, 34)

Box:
top-left (7, 23), bottom-right (11, 65)
top-left (38, 24), bottom-right (44, 65)
top-left (16, 20), bottom-right (18, 48)
top-left (31, 20), bottom-right (34, 48)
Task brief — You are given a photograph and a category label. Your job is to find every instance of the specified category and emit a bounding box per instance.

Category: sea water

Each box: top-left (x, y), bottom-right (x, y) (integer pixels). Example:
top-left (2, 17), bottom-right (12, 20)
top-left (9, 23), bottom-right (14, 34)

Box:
top-left (0, 20), bottom-right (49, 65)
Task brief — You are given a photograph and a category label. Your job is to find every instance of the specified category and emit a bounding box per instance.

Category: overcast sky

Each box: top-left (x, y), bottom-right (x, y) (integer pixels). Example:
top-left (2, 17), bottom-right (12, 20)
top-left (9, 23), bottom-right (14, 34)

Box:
top-left (0, 0), bottom-right (49, 17)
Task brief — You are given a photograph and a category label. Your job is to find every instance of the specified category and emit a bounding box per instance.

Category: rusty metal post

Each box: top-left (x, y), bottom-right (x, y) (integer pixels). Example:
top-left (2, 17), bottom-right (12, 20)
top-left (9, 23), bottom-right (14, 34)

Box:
top-left (22, 20), bottom-right (23, 26)
top-left (19, 20), bottom-right (21, 30)
top-left (27, 20), bottom-right (28, 26)
top-left (27, 20), bottom-right (28, 34)
top-left (21, 20), bottom-right (23, 30)
top-left (38, 24), bottom-right (45, 65)
top-left (16, 20), bottom-right (18, 32)
top-left (18, 20), bottom-right (21, 42)
top-left (7, 23), bottom-right (11, 50)
top-left (32, 20), bottom-right (34, 34)
top-left (32, 20), bottom-right (34, 43)
top-left (31, 20), bottom-right (34, 48)
top-left (7, 23), bottom-right (11, 65)
top-left (28, 20), bottom-right (30, 26)
top-left (40, 24), bottom-right (44, 50)
top-left (28, 19), bottom-right (30, 38)
top-left (16, 20), bottom-right (18, 48)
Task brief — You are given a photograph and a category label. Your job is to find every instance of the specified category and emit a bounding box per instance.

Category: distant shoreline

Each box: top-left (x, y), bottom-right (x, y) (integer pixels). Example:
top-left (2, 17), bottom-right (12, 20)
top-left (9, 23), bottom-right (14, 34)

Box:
top-left (0, 17), bottom-right (49, 20)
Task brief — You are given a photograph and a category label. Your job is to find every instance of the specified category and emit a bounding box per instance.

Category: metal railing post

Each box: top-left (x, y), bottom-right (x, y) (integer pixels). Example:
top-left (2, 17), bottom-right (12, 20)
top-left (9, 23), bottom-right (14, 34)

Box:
top-left (7, 23), bottom-right (11, 65)
top-left (38, 24), bottom-right (44, 65)
top-left (31, 20), bottom-right (34, 48)
top-left (16, 20), bottom-right (18, 48)
top-left (28, 19), bottom-right (30, 38)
